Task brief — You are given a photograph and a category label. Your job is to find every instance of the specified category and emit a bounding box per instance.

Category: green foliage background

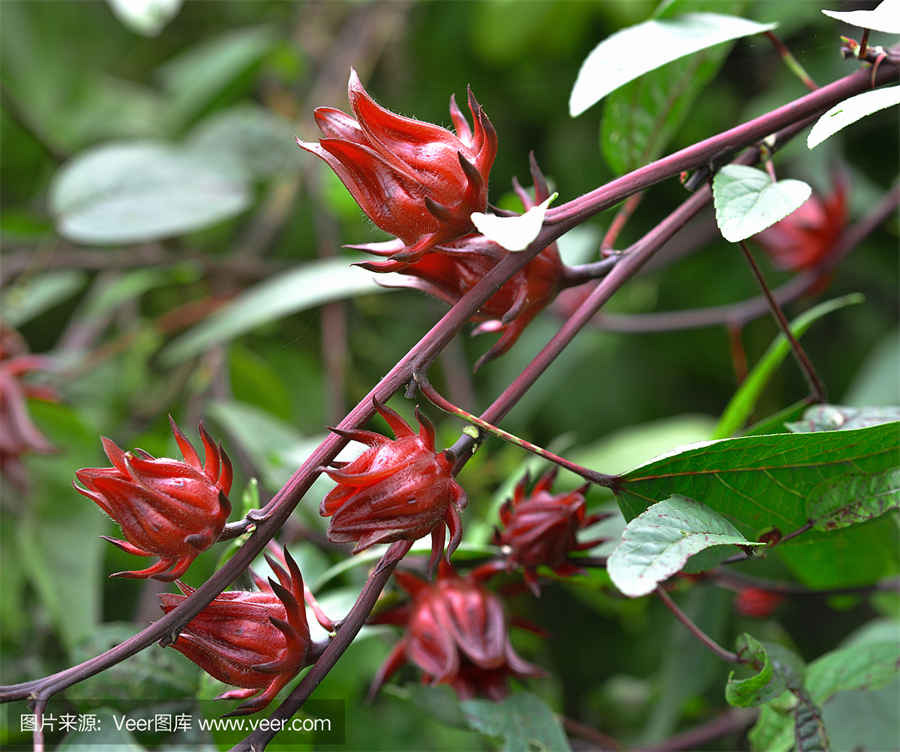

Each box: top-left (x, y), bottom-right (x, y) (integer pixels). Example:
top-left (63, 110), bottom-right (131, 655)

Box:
top-left (1, 1), bottom-right (897, 750)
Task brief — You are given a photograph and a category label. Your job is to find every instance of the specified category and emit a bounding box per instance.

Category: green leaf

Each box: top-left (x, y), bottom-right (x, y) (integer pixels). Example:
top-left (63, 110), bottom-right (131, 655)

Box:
top-left (808, 86), bottom-right (900, 149)
top-left (470, 194), bottom-right (556, 252)
top-left (786, 405), bottom-right (900, 433)
top-left (186, 105), bottom-right (303, 179)
top-left (822, 1), bottom-right (900, 34)
top-left (570, 12), bottom-right (775, 116)
top-left (601, 0), bottom-right (746, 174)
top-left (106, 0), bottom-right (182, 37)
top-left (609, 495), bottom-right (763, 596)
top-left (158, 27), bottom-right (276, 127)
top-left (806, 640), bottom-right (900, 699)
top-left (160, 258), bottom-right (387, 365)
top-left (50, 141), bottom-right (250, 244)
top-left (712, 164), bottom-right (812, 243)
top-left (460, 692), bottom-right (571, 752)
top-left (714, 294), bottom-right (864, 438)
top-left (742, 400), bottom-right (808, 437)
top-left (821, 677), bottom-right (900, 752)
top-left (726, 634), bottom-right (785, 707)
top-left (807, 467), bottom-right (900, 531)
top-left (0, 270), bottom-right (87, 327)
top-left (615, 423), bottom-right (900, 587)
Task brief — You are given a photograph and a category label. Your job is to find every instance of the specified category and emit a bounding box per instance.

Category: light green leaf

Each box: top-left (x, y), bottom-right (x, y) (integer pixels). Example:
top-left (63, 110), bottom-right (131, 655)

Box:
top-left (713, 164), bottom-right (812, 243)
top-left (601, 0), bottom-right (747, 175)
top-left (713, 294), bottom-right (865, 439)
top-left (0, 270), bottom-right (87, 327)
top-left (821, 677), bottom-right (900, 752)
top-left (50, 142), bottom-right (250, 244)
top-left (726, 634), bottom-right (785, 707)
top-left (460, 692), bottom-right (571, 752)
top-left (158, 26), bottom-right (275, 126)
top-left (808, 86), bottom-right (900, 150)
top-left (608, 495), bottom-right (763, 597)
top-left (570, 13), bottom-right (775, 117)
top-left (786, 405), bottom-right (900, 433)
top-left (160, 258), bottom-right (387, 365)
top-left (106, 0), bottom-right (181, 37)
top-left (615, 423), bottom-right (900, 588)
top-left (186, 105), bottom-right (303, 179)
top-left (822, 0), bottom-right (900, 34)
top-left (470, 193), bottom-right (556, 252)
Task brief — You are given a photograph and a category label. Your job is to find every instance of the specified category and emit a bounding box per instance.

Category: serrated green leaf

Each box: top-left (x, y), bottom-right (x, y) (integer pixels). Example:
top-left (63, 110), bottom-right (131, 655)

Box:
top-left (570, 12), bottom-right (775, 116)
top-left (807, 467), bottom-right (900, 531)
top-left (786, 405), bottom-right (900, 433)
top-left (460, 692), bottom-right (571, 752)
top-left (713, 164), bottom-right (812, 243)
top-left (726, 634), bottom-right (785, 707)
top-left (160, 258), bottom-right (387, 365)
top-left (50, 141), bottom-right (250, 244)
top-left (713, 294), bottom-right (865, 439)
top-left (615, 423), bottom-right (900, 587)
top-left (608, 495), bottom-right (763, 597)
top-left (808, 86), bottom-right (900, 149)
top-left (822, 1), bottom-right (900, 34)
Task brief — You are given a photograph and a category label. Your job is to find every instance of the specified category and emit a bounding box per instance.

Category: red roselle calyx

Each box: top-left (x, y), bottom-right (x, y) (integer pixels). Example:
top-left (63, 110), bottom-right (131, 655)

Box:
top-left (355, 156), bottom-right (565, 369)
top-left (755, 178), bottom-right (848, 271)
top-left (735, 587), bottom-right (785, 619)
top-left (493, 468), bottom-right (606, 595)
top-left (74, 417), bottom-right (232, 581)
top-left (298, 68), bottom-right (497, 262)
top-left (159, 547), bottom-right (331, 715)
top-left (0, 327), bottom-right (57, 489)
top-left (319, 400), bottom-right (467, 571)
top-left (369, 561), bottom-right (543, 701)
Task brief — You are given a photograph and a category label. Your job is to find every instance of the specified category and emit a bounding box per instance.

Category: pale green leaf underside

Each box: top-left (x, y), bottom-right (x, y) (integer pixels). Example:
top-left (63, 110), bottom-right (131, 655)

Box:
top-left (713, 164), bottom-right (811, 243)
top-left (570, 12), bottom-right (775, 116)
top-left (470, 193), bottom-right (556, 252)
top-left (160, 258), bottom-right (388, 365)
top-left (808, 86), bottom-right (900, 149)
top-left (821, 0), bottom-right (900, 34)
top-left (608, 495), bottom-right (762, 597)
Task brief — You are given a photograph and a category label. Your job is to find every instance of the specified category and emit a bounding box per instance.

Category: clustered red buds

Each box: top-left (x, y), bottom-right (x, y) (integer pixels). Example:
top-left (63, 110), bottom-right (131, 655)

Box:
top-left (755, 179), bottom-right (847, 271)
top-left (319, 400), bottom-right (467, 569)
top-left (159, 547), bottom-right (321, 715)
top-left (357, 157), bottom-right (566, 369)
top-left (493, 468), bottom-right (605, 595)
top-left (74, 418), bottom-right (232, 581)
top-left (299, 69), bottom-right (497, 261)
top-left (370, 562), bottom-right (543, 700)
top-left (734, 587), bottom-right (784, 619)
top-left (0, 327), bottom-right (57, 488)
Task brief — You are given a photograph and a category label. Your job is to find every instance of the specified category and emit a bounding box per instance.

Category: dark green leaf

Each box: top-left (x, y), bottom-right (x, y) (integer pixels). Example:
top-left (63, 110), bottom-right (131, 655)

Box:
top-left (713, 165), bottom-right (811, 243)
top-left (807, 467), bottom-right (900, 531)
top-left (608, 495), bottom-right (763, 597)
top-left (713, 295), bottom-right (865, 439)
top-left (460, 692), bottom-right (571, 752)
top-left (616, 423), bottom-right (900, 587)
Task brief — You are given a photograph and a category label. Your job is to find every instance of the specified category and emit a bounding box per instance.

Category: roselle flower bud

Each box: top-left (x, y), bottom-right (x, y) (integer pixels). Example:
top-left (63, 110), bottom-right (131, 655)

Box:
top-left (298, 69), bottom-right (497, 261)
top-left (0, 327), bottom-right (57, 488)
top-left (356, 157), bottom-right (564, 369)
top-left (493, 468), bottom-right (605, 595)
top-left (370, 561), bottom-right (543, 701)
top-left (755, 178), bottom-right (847, 271)
top-left (74, 417), bottom-right (232, 581)
top-left (735, 587), bottom-right (784, 618)
top-left (319, 400), bottom-right (467, 570)
top-left (159, 547), bottom-right (321, 715)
